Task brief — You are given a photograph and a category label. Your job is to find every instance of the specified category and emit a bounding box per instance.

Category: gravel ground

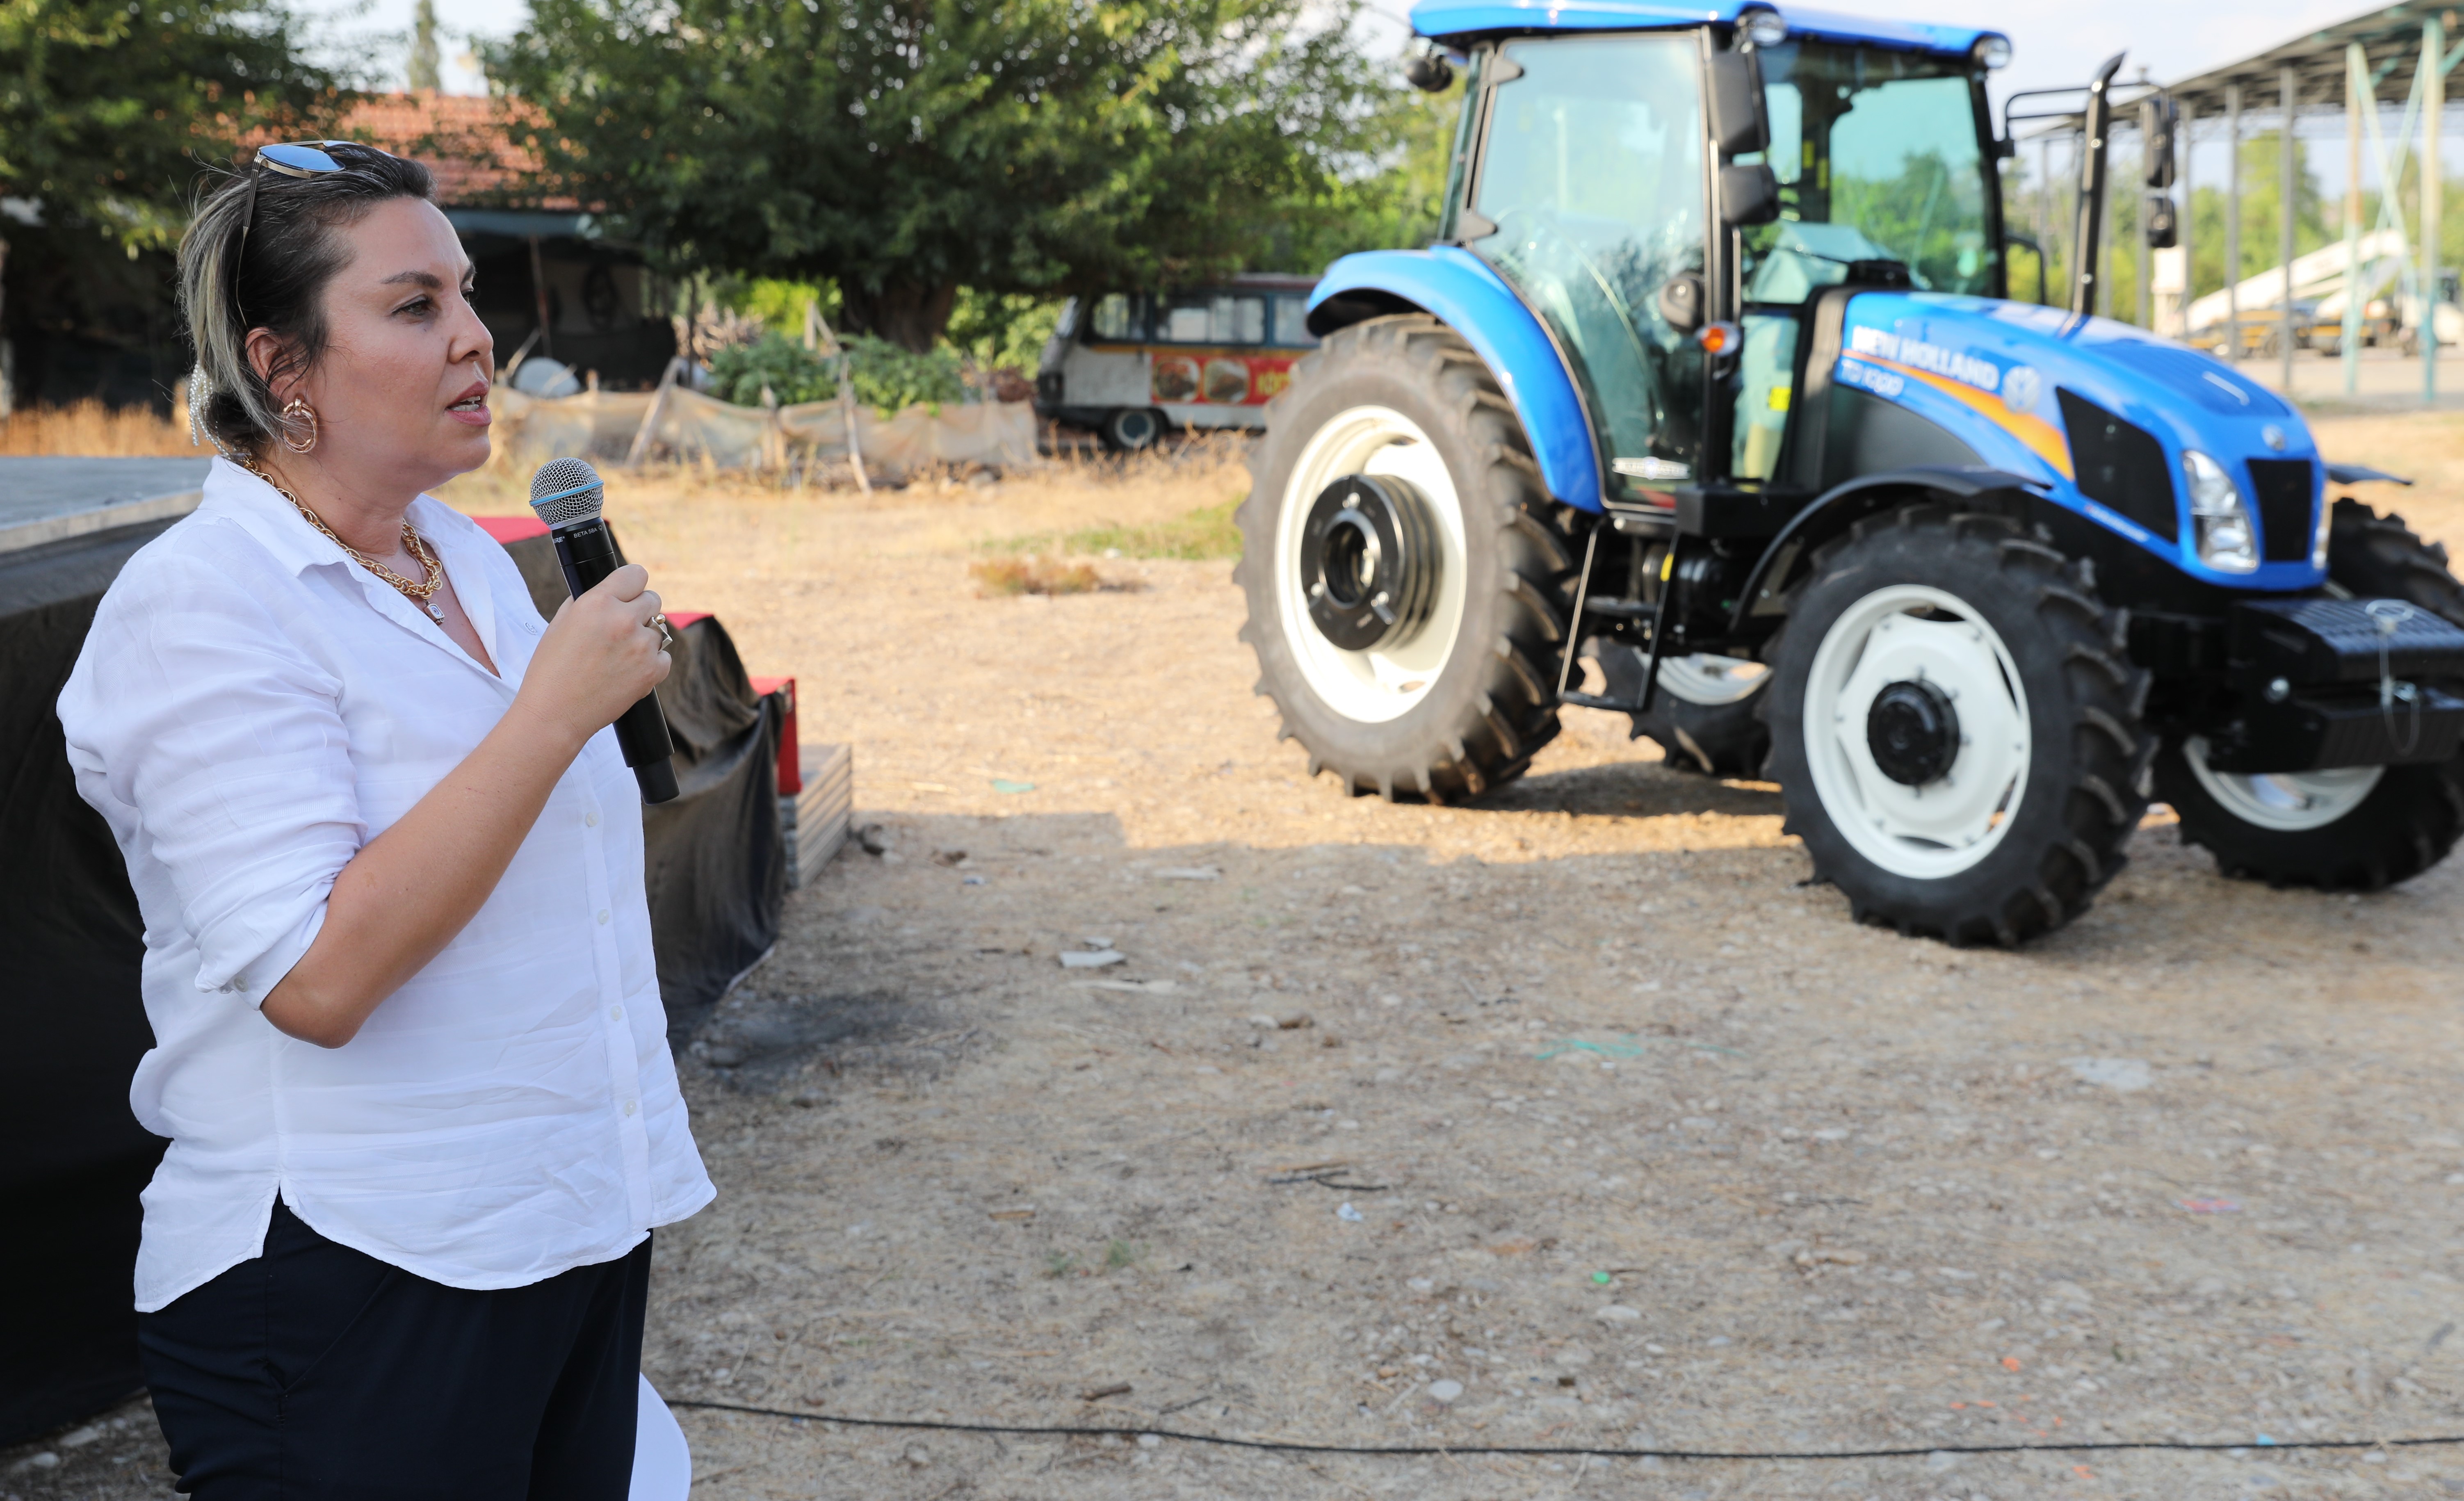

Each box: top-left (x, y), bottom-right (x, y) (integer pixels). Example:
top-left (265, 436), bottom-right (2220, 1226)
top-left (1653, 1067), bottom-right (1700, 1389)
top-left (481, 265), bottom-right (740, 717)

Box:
top-left (12, 421), bottom-right (2464, 1501)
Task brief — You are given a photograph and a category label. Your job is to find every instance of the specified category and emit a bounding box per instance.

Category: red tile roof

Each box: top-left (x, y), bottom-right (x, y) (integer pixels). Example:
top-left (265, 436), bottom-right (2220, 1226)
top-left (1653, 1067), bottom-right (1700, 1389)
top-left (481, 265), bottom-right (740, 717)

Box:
top-left (335, 92), bottom-right (571, 208)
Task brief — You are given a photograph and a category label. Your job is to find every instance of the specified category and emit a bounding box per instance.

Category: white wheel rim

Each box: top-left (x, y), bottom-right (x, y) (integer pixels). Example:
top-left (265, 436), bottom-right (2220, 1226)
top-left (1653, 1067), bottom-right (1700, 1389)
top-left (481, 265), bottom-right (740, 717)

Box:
top-left (2180, 736), bottom-right (2383, 831)
top-left (1273, 405), bottom-right (1468, 724)
top-left (1802, 584), bottom-right (2032, 879)
top-left (1657, 653), bottom-right (1769, 707)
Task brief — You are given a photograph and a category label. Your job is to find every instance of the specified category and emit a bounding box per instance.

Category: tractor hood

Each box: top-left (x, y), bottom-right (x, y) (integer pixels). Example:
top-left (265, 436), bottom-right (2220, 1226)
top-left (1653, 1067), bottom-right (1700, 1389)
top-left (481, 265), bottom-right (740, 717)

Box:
top-left (1831, 293), bottom-right (2327, 590)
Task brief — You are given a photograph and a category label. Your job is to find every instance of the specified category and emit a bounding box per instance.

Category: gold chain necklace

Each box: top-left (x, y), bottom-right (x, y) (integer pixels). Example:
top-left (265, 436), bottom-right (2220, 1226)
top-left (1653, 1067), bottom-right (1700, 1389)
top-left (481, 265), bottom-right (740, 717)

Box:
top-left (237, 455), bottom-right (449, 623)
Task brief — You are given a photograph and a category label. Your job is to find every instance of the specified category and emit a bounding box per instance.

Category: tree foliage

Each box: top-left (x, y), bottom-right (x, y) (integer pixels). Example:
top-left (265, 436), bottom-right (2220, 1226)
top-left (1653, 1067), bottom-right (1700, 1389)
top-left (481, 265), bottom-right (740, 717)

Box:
top-left (0, 0), bottom-right (345, 252)
top-left (485, 0), bottom-right (1400, 349)
top-left (707, 329), bottom-right (969, 409)
top-left (0, 0), bottom-right (344, 405)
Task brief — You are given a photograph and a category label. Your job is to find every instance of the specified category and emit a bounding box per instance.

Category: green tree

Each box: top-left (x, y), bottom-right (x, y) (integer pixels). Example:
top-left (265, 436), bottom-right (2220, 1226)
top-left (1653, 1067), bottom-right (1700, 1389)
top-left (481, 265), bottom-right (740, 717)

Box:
top-left (0, 0), bottom-right (347, 404)
top-left (485, 0), bottom-right (1395, 351)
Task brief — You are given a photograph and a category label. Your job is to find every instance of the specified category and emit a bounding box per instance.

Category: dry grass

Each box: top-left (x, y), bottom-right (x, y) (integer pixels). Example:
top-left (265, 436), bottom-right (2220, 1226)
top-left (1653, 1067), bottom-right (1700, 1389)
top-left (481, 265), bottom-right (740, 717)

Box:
top-left (0, 400), bottom-right (194, 456)
top-left (965, 555), bottom-right (1109, 596)
top-left (430, 429), bottom-right (1254, 568)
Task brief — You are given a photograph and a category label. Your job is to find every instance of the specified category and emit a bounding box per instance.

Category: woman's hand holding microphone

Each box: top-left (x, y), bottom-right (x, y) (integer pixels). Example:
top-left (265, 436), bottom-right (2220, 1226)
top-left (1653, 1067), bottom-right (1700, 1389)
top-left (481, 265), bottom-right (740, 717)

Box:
top-left (513, 563), bottom-right (673, 752)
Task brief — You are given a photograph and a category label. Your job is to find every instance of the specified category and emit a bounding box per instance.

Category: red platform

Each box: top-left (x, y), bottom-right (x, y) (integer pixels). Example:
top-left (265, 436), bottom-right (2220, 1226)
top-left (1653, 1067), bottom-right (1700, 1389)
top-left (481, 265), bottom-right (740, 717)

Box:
top-left (472, 514), bottom-right (549, 545)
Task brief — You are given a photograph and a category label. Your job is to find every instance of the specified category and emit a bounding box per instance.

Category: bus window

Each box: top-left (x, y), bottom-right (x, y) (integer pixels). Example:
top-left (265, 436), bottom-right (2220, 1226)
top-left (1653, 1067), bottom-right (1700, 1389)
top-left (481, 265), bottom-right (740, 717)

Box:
top-left (1216, 294), bottom-right (1267, 344)
top-left (1159, 298), bottom-right (1211, 341)
top-left (1091, 293), bottom-right (1143, 341)
top-left (1272, 295), bottom-right (1316, 347)
top-left (1156, 292), bottom-right (1269, 343)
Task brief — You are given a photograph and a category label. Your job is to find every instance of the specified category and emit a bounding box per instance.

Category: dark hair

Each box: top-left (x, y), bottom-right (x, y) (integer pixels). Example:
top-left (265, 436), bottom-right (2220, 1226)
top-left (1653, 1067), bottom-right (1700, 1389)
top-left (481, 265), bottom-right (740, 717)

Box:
top-left (177, 142), bottom-right (436, 453)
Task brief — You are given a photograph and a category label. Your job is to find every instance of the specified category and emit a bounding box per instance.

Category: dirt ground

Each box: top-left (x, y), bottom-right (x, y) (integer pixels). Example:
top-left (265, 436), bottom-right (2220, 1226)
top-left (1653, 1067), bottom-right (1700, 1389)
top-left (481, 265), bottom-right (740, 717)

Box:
top-left (12, 419), bottom-right (2464, 1501)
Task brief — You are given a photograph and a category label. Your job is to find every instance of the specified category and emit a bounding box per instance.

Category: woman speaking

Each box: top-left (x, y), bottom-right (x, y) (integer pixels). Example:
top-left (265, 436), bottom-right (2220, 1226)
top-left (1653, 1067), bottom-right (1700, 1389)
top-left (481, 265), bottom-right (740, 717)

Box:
top-left (57, 141), bottom-right (712, 1496)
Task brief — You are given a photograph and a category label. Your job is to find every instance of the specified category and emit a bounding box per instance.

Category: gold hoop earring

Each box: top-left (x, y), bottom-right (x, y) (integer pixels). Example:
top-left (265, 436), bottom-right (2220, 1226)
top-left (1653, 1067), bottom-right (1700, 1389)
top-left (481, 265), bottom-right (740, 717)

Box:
top-left (280, 397), bottom-right (319, 454)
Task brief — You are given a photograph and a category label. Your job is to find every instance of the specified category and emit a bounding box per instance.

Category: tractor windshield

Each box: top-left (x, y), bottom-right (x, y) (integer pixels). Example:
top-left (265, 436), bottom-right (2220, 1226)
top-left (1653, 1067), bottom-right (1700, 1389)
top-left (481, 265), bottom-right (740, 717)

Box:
top-left (1745, 41), bottom-right (1996, 300)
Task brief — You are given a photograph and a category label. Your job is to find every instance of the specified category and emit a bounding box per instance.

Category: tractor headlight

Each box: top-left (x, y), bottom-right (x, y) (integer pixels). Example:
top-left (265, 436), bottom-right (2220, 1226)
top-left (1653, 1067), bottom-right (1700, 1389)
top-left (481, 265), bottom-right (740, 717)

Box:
top-left (2311, 494), bottom-right (2332, 568)
top-left (2183, 449), bottom-right (2258, 573)
top-left (1971, 34), bottom-right (2012, 71)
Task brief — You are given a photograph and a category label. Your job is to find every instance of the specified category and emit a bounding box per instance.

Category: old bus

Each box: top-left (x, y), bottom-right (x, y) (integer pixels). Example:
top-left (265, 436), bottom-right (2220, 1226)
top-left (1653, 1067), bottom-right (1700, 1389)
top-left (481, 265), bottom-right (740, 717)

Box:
top-left (1035, 274), bottom-right (1321, 450)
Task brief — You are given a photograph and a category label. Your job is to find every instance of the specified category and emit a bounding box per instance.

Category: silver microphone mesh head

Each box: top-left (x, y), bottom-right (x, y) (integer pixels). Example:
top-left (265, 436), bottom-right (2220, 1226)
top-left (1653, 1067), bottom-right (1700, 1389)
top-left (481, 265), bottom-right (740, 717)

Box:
top-left (529, 457), bottom-right (605, 527)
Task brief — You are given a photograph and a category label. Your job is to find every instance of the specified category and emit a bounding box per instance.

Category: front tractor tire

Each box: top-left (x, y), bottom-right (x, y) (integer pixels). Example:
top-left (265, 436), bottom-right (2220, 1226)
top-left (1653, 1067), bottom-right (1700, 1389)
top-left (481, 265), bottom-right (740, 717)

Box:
top-left (1762, 506), bottom-right (2154, 945)
top-left (1237, 314), bottom-right (1578, 801)
top-left (2154, 498), bottom-right (2464, 889)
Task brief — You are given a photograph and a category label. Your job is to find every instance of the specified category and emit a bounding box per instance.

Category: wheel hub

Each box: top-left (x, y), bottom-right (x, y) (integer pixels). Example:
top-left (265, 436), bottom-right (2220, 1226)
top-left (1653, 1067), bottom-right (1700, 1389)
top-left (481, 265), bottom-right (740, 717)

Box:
top-left (1866, 678), bottom-right (1962, 785)
top-left (1801, 587), bottom-right (2033, 879)
top-left (1301, 475), bottom-right (1437, 651)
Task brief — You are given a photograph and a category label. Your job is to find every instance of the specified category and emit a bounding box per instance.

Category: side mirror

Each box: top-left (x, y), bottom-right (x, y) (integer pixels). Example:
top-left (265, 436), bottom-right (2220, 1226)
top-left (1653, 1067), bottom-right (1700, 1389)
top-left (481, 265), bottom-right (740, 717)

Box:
top-left (1403, 48), bottom-right (1454, 94)
top-left (1707, 52), bottom-right (1770, 159)
top-left (1719, 163), bottom-right (1780, 226)
top-left (2143, 191), bottom-right (2178, 249)
top-left (2142, 96), bottom-right (2178, 189)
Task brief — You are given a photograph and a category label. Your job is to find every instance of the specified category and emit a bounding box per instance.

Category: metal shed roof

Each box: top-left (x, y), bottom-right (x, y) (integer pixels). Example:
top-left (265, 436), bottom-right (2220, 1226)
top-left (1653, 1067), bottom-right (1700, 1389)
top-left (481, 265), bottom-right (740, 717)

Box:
top-left (2165, 2), bottom-right (2457, 119)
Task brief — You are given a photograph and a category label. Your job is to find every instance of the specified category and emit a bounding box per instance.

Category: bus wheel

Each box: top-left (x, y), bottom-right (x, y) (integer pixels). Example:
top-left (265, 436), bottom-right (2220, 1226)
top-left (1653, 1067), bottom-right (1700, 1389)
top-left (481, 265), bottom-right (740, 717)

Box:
top-left (1101, 407), bottom-right (1165, 452)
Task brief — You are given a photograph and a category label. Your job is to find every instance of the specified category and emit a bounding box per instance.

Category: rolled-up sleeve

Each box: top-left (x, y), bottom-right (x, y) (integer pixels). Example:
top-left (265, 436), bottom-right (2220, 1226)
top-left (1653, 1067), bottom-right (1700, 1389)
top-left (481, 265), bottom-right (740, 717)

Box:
top-left (61, 550), bottom-right (362, 1005)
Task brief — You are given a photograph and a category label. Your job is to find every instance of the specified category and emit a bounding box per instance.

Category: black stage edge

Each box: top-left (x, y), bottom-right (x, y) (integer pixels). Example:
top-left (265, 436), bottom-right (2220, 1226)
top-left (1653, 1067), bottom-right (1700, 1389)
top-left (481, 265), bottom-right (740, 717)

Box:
top-left (3, 515), bottom-right (785, 1446)
top-left (0, 520), bottom-right (181, 1444)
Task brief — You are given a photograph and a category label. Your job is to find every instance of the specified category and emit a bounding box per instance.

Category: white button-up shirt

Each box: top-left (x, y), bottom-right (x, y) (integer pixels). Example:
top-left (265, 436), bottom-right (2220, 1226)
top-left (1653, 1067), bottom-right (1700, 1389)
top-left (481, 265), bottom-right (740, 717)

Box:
top-left (59, 457), bottom-right (713, 1312)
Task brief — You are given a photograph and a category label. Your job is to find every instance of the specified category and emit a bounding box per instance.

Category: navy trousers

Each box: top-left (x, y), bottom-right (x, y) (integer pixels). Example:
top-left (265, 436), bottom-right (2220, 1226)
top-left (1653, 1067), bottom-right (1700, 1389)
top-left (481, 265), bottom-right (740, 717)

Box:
top-left (138, 1200), bottom-right (650, 1500)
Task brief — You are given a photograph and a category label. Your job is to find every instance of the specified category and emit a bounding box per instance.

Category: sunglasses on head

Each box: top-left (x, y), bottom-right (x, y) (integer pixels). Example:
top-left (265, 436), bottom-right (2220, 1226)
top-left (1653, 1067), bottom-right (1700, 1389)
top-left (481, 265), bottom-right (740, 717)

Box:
top-left (230, 140), bottom-right (392, 325)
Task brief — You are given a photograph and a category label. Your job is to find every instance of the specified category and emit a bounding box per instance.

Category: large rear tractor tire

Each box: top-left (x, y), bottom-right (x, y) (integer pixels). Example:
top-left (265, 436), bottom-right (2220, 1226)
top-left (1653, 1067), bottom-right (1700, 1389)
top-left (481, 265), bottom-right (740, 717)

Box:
top-left (2155, 498), bottom-right (2464, 889)
top-left (1237, 314), bottom-right (1578, 801)
top-left (1761, 506), bottom-right (2154, 945)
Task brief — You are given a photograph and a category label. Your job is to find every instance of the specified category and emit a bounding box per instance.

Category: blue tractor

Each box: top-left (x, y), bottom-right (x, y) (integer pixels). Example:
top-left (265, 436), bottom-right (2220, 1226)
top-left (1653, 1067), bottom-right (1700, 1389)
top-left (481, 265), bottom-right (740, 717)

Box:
top-left (1238, 0), bottom-right (2464, 944)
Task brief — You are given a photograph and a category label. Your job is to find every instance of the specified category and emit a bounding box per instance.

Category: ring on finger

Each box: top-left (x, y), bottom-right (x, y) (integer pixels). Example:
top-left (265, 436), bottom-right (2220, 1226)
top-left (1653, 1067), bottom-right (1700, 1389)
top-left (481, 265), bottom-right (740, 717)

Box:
top-left (650, 612), bottom-right (673, 650)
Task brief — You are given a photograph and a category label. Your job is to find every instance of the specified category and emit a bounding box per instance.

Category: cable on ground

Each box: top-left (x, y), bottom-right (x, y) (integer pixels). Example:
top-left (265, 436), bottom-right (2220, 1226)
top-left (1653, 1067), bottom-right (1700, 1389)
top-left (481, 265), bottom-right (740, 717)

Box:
top-left (668, 1398), bottom-right (2464, 1463)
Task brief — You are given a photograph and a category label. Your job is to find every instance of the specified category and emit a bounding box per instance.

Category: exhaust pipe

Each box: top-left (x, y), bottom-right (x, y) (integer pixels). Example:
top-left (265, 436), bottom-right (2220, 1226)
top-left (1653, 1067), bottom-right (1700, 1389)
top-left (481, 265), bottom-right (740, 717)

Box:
top-left (2071, 51), bottom-right (2127, 317)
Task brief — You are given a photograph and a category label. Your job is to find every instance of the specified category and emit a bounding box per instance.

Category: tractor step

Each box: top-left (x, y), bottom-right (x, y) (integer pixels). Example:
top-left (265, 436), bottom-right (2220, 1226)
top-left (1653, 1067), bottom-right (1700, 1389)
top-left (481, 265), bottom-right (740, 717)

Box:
top-left (1672, 482), bottom-right (1813, 540)
top-left (1559, 688), bottom-right (1650, 713)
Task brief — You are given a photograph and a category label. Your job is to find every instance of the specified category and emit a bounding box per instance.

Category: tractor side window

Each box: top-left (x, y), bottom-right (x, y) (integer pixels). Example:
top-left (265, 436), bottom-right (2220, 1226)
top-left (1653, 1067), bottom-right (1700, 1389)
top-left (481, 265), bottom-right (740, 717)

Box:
top-left (1465, 34), bottom-right (1706, 495)
top-left (1746, 42), bottom-right (1995, 299)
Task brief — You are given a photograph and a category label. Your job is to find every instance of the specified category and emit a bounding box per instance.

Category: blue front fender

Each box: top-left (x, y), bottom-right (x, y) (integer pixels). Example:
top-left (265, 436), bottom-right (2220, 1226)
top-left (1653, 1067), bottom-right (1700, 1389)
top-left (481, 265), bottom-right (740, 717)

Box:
top-left (1309, 247), bottom-right (1604, 512)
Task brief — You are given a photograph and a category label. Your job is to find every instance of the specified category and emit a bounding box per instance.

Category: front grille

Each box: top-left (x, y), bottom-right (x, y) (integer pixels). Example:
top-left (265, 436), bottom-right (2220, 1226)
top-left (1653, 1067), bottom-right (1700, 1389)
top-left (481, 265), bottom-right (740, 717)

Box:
top-left (2247, 458), bottom-right (2317, 563)
top-left (2058, 389), bottom-right (2177, 541)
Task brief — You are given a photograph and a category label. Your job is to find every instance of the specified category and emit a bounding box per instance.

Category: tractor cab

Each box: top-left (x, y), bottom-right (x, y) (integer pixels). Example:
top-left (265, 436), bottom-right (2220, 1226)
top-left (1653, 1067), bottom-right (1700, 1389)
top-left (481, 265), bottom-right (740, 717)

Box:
top-left (1239, 0), bottom-right (2464, 947)
top-left (1441, 19), bottom-right (2003, 506)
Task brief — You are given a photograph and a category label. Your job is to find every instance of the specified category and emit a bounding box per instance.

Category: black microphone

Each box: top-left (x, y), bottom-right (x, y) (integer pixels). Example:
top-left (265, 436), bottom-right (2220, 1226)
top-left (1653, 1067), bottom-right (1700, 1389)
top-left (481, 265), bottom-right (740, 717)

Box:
top-left (528, 457), bottom-right (681, 805)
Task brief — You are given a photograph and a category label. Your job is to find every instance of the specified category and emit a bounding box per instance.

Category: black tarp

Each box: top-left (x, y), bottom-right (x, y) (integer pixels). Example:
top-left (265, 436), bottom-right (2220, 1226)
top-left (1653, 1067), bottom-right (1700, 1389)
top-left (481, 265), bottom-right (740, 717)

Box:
top-left (2, 522), bottom-right (783, 1446)
top-left (494, 534), bottom-right (787, 1040)
top-left (0, 520), bottom-right (179, 1446)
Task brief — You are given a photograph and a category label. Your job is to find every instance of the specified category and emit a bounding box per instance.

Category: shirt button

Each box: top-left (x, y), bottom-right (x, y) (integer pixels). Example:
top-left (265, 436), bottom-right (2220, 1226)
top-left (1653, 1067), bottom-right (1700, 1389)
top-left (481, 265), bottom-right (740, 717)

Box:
top-left (596, 909), bottom-right (610, 925)
top-left (609, 1004), bottom-right (624, 1021)
top-left (623, 1099), bottom-right (637, 1117)
top-left (585, 810), bottom-right (600, 828)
